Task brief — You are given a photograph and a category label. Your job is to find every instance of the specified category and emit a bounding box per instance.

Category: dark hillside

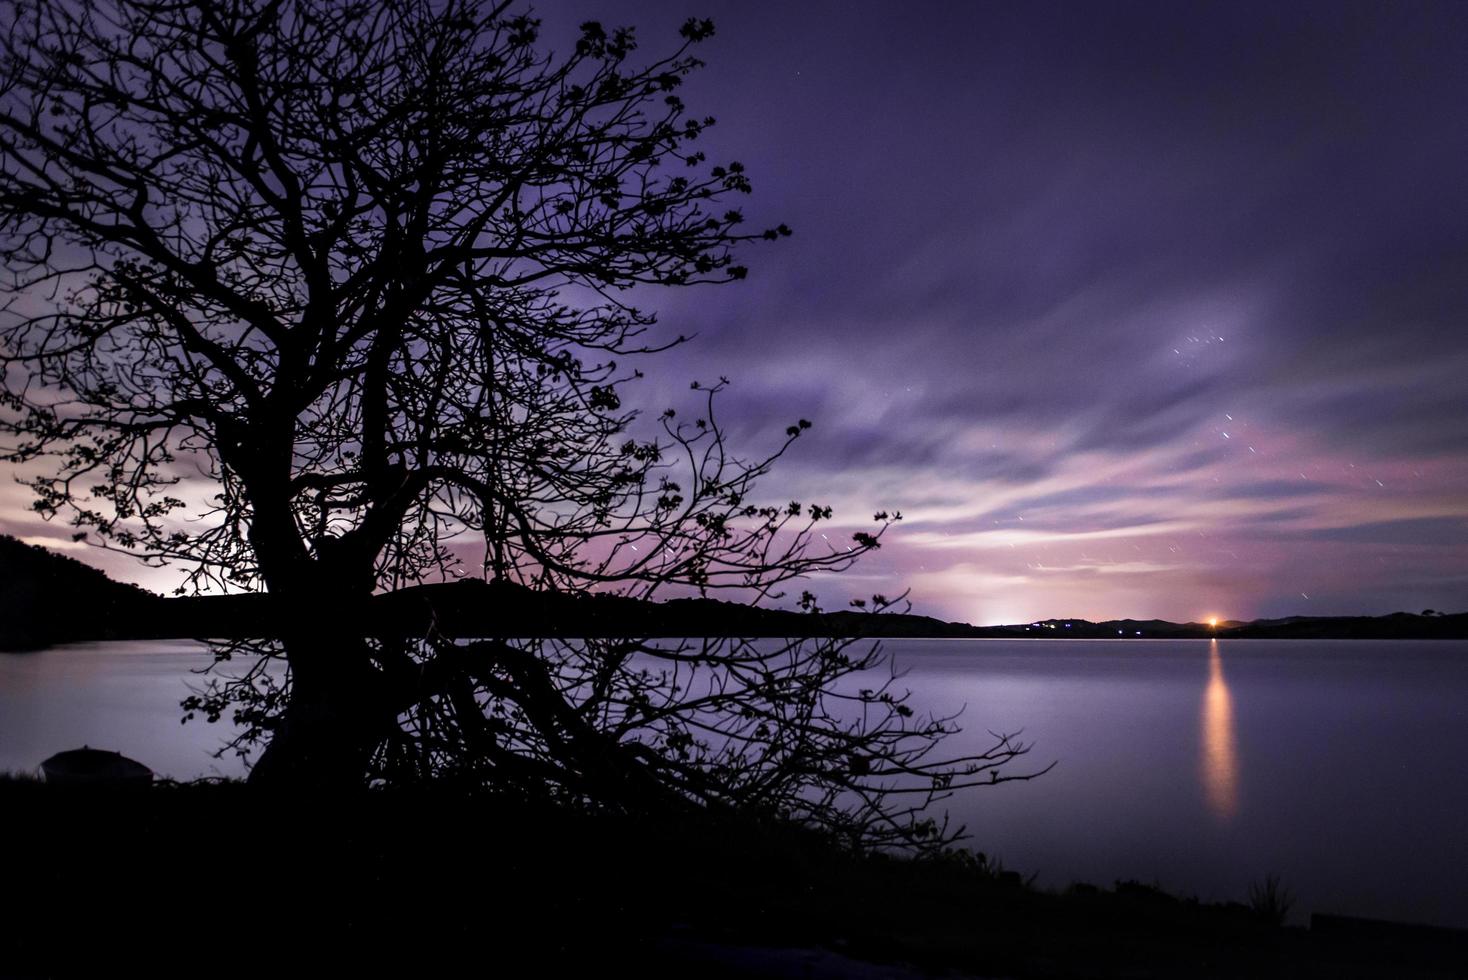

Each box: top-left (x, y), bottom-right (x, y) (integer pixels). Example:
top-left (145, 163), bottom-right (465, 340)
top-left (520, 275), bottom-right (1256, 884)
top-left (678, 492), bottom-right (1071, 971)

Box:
top-left (0, 535), bottom-right (156, 649)
top-left (3, 535), bottom-right (1464, 646)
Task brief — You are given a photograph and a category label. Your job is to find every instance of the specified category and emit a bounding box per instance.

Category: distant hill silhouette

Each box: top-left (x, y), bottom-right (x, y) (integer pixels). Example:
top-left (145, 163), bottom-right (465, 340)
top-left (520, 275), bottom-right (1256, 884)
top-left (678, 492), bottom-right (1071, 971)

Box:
top-left (117, 578), bottom-right (992, 642)
top-left (992, 614), bottom-right (1468, 640)
top-left (0, 535), bottom-right (158, 649)
top-left (3, 534), bottom-right (1465, 647)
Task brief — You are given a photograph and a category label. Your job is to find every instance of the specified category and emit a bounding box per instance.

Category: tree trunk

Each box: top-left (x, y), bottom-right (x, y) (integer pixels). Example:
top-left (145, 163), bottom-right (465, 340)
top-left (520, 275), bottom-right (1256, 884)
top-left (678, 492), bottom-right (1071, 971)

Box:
top-left (246, 644), bottom-right (386, 788)
top-left (246, 582), bottom-right (396, 789)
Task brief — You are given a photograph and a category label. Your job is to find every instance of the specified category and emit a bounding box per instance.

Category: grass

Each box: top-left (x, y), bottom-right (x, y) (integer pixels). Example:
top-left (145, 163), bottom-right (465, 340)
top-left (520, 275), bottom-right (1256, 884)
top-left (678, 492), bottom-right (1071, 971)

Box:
top-left (1249, 873), bottom-right (1296, 926)
top-left (0, 776), bottom-right (1460, 978)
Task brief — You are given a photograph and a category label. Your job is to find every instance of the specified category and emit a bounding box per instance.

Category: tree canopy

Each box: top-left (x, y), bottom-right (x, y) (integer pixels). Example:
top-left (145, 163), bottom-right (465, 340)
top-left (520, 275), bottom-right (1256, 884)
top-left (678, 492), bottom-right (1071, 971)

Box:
top-left (0, 0), bottom-right (1038, 849)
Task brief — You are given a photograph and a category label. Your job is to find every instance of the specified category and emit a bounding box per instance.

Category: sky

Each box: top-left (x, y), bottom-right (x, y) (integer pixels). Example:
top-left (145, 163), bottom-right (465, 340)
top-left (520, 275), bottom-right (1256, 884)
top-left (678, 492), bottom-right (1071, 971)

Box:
top-left (5, 1), bottom-right (1468, 624)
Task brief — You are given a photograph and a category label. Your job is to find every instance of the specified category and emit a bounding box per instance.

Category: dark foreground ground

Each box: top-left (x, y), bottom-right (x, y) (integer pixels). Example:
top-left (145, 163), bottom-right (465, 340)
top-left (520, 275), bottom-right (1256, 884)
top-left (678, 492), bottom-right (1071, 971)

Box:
top-left (2, 779), bottom-right (1463, 979)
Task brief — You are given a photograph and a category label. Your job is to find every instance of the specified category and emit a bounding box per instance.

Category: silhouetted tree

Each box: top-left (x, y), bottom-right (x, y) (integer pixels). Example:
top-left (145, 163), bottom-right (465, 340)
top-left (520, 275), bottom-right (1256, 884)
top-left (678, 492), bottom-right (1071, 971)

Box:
top-left (0, 0), bottom-right (1037, 848)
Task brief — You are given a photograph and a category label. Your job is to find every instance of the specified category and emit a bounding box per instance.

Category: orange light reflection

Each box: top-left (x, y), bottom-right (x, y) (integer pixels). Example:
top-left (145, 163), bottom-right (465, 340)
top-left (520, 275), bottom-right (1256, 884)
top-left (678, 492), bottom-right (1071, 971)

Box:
top-left (1200, 638), bottom-right (1239, 819)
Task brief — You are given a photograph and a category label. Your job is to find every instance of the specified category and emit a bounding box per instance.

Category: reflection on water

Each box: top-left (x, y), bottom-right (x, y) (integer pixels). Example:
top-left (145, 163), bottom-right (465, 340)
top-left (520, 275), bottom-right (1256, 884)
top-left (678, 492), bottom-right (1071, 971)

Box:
top-left (1200, 639), bottom-right (1239, 819)
top-left (0, 640), bottom-right (251, 780)
top-left (7, 638), bottom-right (1468, 926)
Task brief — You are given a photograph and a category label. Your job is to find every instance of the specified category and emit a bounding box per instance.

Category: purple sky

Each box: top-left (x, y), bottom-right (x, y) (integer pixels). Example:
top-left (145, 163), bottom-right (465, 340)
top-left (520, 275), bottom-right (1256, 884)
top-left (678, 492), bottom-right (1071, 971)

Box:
top-left (6, 1), bottom-right (1467, 624)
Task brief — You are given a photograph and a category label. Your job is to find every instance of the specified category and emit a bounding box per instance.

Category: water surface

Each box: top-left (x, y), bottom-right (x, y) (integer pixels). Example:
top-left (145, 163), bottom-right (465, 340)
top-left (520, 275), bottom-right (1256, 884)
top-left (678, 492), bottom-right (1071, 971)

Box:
top-left (0, 640), bottom-right (252, 781)
top-left (885, 638), bottom-right (1468, 928)
top-left (3, 636), bottom-right (1465, 927)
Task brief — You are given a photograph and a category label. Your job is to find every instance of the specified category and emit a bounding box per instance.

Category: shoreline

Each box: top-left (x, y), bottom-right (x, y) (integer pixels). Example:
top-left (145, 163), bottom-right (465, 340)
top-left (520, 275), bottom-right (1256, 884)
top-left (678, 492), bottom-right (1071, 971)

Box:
top-left (4, 777), bottom-right (1464, 978)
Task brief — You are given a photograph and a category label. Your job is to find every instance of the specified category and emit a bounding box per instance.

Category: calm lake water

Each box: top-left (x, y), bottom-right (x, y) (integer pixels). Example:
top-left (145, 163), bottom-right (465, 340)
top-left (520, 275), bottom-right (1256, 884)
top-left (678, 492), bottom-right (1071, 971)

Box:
top-left (3, 637), bottom-right (1466, 928)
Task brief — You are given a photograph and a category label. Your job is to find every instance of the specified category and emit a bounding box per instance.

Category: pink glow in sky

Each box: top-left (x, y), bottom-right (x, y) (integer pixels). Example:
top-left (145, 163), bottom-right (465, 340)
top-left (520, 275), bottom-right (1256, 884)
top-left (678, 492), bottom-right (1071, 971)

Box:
top-left (4, 2), bottom-right (1467, 624)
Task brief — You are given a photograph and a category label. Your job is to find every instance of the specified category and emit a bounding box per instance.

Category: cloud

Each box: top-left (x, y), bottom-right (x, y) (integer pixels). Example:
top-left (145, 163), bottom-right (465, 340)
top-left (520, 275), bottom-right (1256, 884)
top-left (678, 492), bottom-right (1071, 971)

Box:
top-left (17, 534), bottom-right (89, 551)
top-left (5, 1), bottom-right (1467, 622)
